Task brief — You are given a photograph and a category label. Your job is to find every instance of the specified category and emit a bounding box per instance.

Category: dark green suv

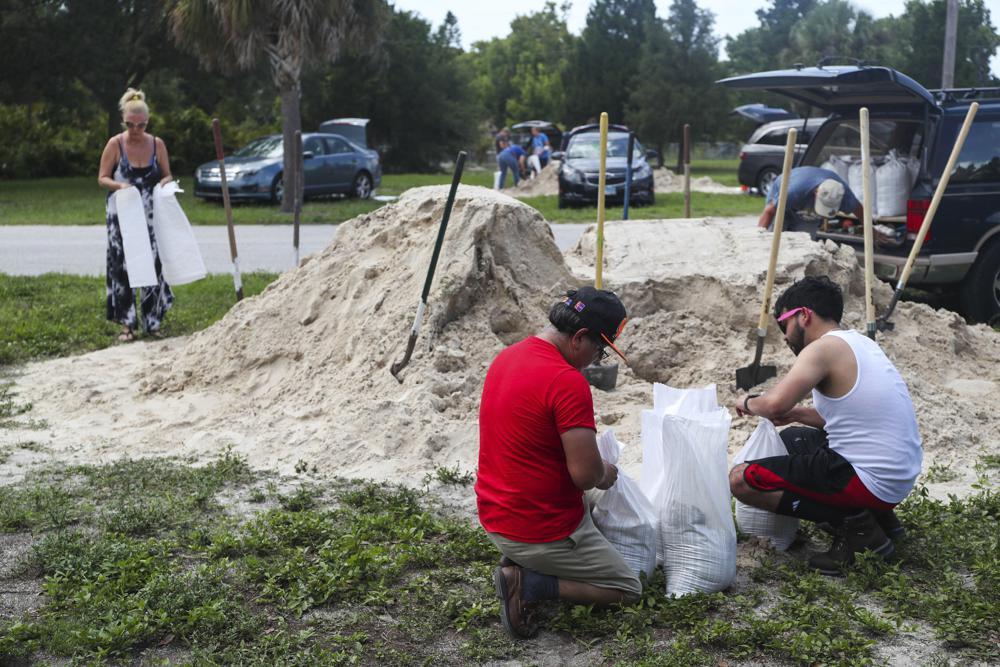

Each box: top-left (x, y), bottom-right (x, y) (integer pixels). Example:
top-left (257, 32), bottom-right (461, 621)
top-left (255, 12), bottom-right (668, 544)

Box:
top-left (720, 66), bottom-right (1000, 323)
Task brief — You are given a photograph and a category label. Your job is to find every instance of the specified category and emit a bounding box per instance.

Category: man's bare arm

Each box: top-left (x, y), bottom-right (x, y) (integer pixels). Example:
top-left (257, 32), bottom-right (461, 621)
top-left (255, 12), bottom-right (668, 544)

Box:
top-left (738, 338), bottom-right (834, 419)
top-left (561, 428), bottom-right (617, 490)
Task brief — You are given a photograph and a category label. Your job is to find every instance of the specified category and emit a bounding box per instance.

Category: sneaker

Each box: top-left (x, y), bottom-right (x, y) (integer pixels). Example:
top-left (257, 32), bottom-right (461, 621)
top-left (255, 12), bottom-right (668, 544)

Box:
top-left (874, 510), bottom-right (906, 540)
top-left (808, 510), bottom-right (894, 576)
top-left (493, 565), bottom-right (537, 639)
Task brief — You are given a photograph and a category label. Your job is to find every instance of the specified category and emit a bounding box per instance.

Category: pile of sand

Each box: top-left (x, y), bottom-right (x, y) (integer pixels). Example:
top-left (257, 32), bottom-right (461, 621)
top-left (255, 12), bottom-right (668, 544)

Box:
top-left (505, 166), bottom-right (743, 199)
top-left (2, 187), bottom-right (998, 493)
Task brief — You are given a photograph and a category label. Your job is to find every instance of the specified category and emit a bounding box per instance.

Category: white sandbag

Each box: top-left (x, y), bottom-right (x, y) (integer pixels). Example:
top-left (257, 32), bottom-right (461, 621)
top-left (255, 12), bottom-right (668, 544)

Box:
top-left (731, 419), bottom-right (799, 550)
top-left (493, 170), bottom-right (502, 190)
top-left (592, 430), bottom-right (658, 580)
top-left (113, 186), bottom-right (158, 288)
top-left (848, 160), bottom-right (877, 218)
top-left (875, 151), bottom-right (912, 218)
top-left (152, 182), bottom-right (206, 285)
top-left (639, 383), bottom-right (737, 597)
top-left (820, 155), bottom-right (850, 181)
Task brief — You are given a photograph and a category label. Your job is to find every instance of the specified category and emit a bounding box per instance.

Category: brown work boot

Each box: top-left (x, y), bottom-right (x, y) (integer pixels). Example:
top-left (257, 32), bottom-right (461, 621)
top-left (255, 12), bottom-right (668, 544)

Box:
top-left (808, 510), bottom-right (894, 576)
top-left (493, 565), bottom-right (537, 639)
top-left (873, 509), bottom-right (906, 540)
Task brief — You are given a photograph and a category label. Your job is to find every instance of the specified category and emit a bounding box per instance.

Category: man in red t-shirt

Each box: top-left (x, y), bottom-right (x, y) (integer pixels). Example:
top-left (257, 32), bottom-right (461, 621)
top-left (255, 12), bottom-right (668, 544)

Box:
top-left (477, 286), bottom-right (641, 639)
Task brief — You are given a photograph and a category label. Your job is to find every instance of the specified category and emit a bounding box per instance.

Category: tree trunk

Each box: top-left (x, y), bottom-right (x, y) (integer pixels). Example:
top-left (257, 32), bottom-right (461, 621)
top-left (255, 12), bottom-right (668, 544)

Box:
top-left (280, 85), bottom-right (302, 213)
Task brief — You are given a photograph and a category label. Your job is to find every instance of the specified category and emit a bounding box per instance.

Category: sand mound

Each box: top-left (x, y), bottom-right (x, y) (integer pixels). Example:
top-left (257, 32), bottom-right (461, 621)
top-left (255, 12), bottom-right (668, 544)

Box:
top-left (565, 219), bottom-right (1000, 480)
top-left (505, 165), bottom-right (744, 199)
top-left (652, 168), bottom-right (744, 195)
top-left (510, 166), bottom-right (559, 197)
top-left (2, 198), bottom-right (997, 493)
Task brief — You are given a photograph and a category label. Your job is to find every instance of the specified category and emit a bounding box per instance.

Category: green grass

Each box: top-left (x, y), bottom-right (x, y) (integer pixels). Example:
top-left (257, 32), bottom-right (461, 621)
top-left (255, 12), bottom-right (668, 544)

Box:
top-left (0, 452), bottom-right (995, 666)
top-left (0, 272), bottom-right (277, 366)
top-left (0, 163), bottom-right (745, 226)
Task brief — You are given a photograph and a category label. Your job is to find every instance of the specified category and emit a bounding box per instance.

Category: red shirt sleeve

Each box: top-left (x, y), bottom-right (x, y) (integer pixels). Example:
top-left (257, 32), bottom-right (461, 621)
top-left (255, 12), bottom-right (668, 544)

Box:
top-left (548, 368), bottom-right (596, 434)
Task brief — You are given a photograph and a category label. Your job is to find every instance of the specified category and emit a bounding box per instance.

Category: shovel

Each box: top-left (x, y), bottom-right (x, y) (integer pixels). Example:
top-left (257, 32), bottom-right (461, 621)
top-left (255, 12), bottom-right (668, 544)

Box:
top-left (878, 102), bottom-right (978, 329)
top-left (582, 113), bottom-right (618, 391)
top-left (390, 151), bottom-right (466, 382)
top-left (736, 127), bottom-right (797, 391)
top-left (860, 108), bottom-right (877, 340)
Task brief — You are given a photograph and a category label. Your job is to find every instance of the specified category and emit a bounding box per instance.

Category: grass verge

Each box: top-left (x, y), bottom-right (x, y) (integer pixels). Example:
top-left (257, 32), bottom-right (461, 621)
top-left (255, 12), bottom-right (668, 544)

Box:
top-left (0, 272), bottom-right (277, 366)
top-left (0, 452), bottom-right (995, 666)
top-left (0, 163), bottom-right (743, 226)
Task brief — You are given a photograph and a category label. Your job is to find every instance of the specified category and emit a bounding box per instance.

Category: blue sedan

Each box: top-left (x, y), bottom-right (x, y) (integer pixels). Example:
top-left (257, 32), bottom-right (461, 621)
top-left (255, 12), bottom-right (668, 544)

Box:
top-left (193, 132), bottom-right (382, 203)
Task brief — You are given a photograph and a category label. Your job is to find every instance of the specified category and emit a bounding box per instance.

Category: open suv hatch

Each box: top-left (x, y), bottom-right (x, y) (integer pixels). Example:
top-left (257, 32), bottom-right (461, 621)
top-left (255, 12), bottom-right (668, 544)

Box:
top-left (719, 65), bottom-right (1000, 323)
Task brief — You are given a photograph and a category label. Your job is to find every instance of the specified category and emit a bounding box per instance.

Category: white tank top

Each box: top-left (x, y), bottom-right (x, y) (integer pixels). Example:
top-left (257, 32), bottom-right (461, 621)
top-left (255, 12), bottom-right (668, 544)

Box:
top-left (812, 330), bottom-right (922, 503)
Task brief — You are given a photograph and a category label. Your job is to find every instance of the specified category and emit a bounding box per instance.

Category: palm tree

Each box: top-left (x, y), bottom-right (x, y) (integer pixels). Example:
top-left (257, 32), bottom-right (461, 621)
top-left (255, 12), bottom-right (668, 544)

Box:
top-left (170, 0), bottom-right (388, 211)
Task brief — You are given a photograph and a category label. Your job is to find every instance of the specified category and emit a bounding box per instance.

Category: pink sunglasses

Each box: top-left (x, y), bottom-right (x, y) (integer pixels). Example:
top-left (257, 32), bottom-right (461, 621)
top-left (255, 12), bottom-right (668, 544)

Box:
top-left (777, 307), bottom-right (810, 332)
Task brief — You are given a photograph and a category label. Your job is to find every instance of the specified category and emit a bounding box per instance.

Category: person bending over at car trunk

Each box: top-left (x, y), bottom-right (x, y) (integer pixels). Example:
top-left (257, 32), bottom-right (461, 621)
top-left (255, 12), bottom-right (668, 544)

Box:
top-left (476, 287), bottom-right (641, 639)
top-left (732, 276), bottom-right (922, 575)
top-left (758, 166), bottom-right (862, 238)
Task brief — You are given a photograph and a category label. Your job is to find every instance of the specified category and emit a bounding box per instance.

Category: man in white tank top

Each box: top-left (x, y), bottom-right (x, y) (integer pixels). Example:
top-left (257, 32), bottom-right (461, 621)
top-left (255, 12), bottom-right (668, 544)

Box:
top-left (730, 276), bottom-right (922, 575)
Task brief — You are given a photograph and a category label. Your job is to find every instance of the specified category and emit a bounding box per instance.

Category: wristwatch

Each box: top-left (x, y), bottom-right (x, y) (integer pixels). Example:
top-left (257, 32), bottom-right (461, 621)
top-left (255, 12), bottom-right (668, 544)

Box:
top-left (743, 394), bottom-right (760, 415)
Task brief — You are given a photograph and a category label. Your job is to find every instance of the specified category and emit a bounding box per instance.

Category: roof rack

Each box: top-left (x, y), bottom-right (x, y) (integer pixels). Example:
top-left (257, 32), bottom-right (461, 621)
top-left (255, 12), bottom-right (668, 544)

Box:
top-left (929, 87), bottom-right (1000, 104)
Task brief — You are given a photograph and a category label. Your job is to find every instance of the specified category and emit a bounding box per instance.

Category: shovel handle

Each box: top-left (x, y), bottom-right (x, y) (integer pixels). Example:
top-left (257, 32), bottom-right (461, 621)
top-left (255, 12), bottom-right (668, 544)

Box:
top-left (758, 128), bottom-right (797, 331)
top-left (596, 112), bottom-right (609, 289)
top-left (896, 102), bottom-right (978, 290)
top-left (860, 108), bottom-right (876, 337)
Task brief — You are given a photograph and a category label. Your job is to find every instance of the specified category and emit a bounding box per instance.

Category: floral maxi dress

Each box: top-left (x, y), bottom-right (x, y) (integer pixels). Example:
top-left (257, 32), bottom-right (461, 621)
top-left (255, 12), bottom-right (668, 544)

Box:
top-left (105, 136), bottom-right (174, 332)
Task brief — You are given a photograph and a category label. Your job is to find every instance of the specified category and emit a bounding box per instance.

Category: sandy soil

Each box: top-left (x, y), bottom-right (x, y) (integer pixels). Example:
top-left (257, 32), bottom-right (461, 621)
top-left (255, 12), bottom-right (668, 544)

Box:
top-left (505, 165), bottom-right (742, 198)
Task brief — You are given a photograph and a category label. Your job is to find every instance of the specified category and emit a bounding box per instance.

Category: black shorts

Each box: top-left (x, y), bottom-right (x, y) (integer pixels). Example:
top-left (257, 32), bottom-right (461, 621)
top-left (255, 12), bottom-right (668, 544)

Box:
top-left (743, 426), bottom-right (895, 511)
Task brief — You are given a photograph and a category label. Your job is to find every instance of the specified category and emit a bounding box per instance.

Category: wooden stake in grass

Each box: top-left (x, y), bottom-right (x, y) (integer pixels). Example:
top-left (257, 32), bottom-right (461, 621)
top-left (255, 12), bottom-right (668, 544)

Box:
top-left (211, 118), bottom-right (244, 301)
top-left (683, 123), bottom-right (692, 218)
top-left (596, 112), bottom-right (608, 289)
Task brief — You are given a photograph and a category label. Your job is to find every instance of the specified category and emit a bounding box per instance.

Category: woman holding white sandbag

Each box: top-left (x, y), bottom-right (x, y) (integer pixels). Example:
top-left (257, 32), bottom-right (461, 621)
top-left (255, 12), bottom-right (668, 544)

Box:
top-left (97, 88), bottom-right (175, 342)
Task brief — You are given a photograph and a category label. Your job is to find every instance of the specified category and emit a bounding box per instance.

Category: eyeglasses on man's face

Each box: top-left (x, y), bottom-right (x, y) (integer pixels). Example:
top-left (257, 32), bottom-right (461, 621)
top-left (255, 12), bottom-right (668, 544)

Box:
top-left (777, 306), bottom-right (809, 335)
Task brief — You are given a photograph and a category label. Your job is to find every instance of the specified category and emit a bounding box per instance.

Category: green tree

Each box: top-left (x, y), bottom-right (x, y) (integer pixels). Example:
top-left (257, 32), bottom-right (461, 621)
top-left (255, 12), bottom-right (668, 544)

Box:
top-left (726, 0), bottom-right (818, 72)
top-left (627, 0), bottom-right (728, 167)
top-left (565, 0), bottom-right (657, 124)
top-left (169, 0), bottom-right (389, 210)
top-left (301, 9), bottom-right (479, 172)
top-left (891, 0), bottom-right (999, 87)
top-left (469, 2), bottom-right (575, 128)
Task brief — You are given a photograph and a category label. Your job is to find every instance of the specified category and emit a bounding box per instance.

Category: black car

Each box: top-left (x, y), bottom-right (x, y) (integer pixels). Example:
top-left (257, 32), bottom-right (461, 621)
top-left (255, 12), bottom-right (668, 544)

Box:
top-left (737, 117), bottom-right (826, 194)
top-left (552, 124), bottom-right (656, 209)
top-left (720, 65), bottom-right (1000, 322)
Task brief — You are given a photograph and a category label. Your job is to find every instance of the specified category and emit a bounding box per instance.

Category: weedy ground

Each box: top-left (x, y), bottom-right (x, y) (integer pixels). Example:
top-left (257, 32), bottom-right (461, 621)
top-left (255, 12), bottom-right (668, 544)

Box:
top-left (0, 397), bottom-right (996, 667)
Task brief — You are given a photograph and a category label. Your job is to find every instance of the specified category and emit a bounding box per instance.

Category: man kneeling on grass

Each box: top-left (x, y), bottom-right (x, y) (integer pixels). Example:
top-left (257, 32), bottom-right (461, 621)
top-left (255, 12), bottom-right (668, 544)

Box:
top-left (733, 276), bottom-right (922, 575)
top-left (475, 287), bottom-right (641, 638)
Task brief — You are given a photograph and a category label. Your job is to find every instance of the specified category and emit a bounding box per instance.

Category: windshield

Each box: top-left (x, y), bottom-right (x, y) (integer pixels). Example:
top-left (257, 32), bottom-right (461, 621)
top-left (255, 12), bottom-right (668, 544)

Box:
top-left (567, 133), bottom-right (645, 160)
top-left (805, 119), bottom-right (923, 165)
top-left (233, 136), bottom-right (283, 159)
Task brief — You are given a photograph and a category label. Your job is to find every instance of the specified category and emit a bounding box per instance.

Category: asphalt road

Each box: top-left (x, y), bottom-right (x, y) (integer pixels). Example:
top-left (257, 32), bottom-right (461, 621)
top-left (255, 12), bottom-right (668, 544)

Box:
top-left (0, 224), bottom-right (591, 276)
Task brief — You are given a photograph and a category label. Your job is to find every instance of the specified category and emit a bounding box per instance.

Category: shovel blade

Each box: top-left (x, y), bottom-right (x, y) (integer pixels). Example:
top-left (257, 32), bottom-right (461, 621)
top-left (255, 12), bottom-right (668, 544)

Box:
top-left (582, 362), bottom-right (619, 391)
top-left (735, 363), bottom-right (776, 391)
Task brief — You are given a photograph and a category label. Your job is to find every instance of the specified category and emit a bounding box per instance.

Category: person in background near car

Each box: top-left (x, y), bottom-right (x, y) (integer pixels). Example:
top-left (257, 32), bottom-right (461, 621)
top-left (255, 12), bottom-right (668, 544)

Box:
top-left (731, 276), bottom-right (922, 575)
top-left (758, 166), bottom-right (862, 238)
top-left (477, 287), bottom-right (641, 639)
top-left (495, 127), bottom-right (511, 155)
top-left (97, 87), bottom-right (175, 343)
top-left (497, 143), bottom-right (527, 189)
top-left (527, 126), bottom-right (553, 178)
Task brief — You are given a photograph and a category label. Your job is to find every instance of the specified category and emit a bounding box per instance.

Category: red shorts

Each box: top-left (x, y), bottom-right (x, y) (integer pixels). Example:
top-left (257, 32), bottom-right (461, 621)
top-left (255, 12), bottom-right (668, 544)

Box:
top-left (743, 426), bottom-right (896, 512)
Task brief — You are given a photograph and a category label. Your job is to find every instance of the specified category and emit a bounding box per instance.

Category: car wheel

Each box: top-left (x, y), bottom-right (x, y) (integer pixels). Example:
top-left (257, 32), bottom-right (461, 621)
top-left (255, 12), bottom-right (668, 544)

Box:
top-left (959, 240), bottom-right (1000, 323)
top-left (756, 168), bottom-right (778, 196)
top-left (352, 171), bottom-right (373, 199)
top-left (270, 174), bottom-right (284, 204)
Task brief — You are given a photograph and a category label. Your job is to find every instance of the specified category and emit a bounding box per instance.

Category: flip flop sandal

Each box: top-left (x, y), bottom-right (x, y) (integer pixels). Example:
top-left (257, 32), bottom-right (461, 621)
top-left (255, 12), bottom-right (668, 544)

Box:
top-left (117, 330), bottom-right (136, 342)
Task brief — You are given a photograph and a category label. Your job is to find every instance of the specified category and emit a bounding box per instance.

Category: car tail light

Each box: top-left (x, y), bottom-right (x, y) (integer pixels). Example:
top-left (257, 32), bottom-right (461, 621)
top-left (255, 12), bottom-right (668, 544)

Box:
top-left (906, 199), bottom-right (931, 241)
top-left (739, 151), bottom-right (747, 160)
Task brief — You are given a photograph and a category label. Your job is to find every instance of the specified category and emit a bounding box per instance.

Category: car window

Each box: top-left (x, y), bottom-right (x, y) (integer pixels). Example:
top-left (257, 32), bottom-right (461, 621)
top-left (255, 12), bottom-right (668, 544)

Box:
top-left (303, 137), bottom-right (327, 156)
top-left (758, 129), bottom-right (789, 146)
top-left (949, 119), bottom-right (1000, 184)
top-left (326, 137), bottom-right (354, 154)
top-left (806, 119), bottom-right (923, 165)
top-left (233, 136), bottom-right (283, 158)
top-left (567, 133), bottom-right (644, 160)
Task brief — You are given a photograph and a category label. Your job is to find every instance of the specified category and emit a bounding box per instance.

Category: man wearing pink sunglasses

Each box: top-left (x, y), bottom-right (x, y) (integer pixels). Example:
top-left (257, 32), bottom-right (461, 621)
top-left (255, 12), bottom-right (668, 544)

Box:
top-left (730, 276), bottom-right (922, 575)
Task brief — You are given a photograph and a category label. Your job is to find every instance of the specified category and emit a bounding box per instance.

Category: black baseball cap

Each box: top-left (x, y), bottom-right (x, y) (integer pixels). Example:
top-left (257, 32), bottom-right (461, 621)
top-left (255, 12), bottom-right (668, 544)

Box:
top-left (563, 286), bottom-right (628, 362)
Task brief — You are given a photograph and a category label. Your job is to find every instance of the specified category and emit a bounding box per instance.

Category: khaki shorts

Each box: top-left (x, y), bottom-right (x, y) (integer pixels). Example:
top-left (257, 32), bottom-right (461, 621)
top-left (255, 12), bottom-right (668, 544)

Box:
top-left (487, 509), bottom-right (642, 600)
